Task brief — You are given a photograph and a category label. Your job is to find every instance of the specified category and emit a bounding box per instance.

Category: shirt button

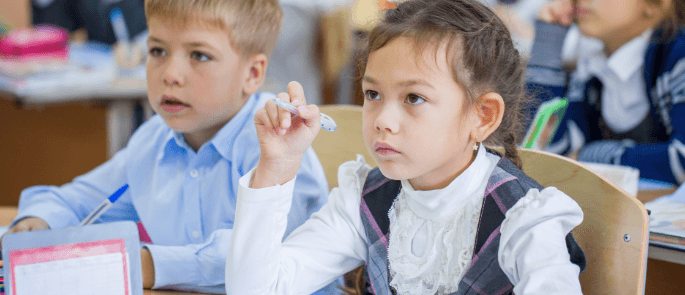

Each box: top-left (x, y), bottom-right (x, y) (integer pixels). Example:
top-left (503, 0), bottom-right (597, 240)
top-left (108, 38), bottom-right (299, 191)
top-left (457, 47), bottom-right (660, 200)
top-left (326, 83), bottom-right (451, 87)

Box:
top-left (192, 230), bottom-right (200, 238)
top-left (189, 169), bottom-right (199, 178)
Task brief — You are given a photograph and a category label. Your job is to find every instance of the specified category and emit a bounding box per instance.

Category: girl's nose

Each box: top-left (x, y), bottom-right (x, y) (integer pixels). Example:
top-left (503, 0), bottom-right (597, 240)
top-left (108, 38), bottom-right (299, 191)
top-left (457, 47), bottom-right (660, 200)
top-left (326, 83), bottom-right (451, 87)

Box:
top-left (374, 104), bottom-right (400, 133)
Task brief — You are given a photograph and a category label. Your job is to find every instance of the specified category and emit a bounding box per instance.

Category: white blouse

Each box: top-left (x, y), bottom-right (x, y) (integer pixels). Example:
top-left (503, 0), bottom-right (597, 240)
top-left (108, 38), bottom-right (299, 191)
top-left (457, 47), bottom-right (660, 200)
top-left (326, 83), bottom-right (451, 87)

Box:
top-left (226, 146), bottom-right (584, 295)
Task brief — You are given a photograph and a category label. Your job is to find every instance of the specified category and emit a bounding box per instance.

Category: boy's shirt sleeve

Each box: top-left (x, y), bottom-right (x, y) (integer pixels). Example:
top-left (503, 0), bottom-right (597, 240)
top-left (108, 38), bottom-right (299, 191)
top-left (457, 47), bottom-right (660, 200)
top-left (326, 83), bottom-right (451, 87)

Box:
top-left (13, 145), bottom-right (138, 229)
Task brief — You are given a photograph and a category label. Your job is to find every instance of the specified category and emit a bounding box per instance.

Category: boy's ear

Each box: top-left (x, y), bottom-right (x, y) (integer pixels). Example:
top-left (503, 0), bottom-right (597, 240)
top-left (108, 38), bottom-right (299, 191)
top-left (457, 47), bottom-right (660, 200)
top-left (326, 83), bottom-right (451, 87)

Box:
top-left (242, 53), bottom-right (268, 96)
top-left (471, 92), bottom-right (504, 142)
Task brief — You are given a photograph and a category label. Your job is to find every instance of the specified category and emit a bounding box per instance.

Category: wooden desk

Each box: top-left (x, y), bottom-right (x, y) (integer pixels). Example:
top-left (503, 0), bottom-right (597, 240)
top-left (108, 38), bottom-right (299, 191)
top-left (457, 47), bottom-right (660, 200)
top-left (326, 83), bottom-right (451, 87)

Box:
top-left (636, 188), bottom-right (685, 294)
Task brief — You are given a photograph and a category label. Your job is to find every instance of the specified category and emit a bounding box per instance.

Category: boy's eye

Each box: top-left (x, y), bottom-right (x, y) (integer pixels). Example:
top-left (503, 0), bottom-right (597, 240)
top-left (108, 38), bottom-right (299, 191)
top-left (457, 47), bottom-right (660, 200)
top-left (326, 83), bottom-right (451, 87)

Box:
top-left (405, 94), bottom-right (426, 105)
top-left (364, 90), bottom-right (380, 100)
top-left (149, 47), bottom-right (166, 57)
top-left (191, 51), bottom-right (212, 62)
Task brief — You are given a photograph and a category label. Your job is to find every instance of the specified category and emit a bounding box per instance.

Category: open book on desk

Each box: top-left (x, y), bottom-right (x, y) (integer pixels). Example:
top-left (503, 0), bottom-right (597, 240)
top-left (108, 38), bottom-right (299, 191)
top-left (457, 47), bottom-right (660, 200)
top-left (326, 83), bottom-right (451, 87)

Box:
top-left (644, 184), bottom-right (685, 250)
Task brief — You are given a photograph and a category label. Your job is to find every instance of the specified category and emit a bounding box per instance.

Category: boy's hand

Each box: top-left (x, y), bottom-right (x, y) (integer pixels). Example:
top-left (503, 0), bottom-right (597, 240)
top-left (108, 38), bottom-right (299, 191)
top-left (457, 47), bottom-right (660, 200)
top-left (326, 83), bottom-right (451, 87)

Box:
top-left (252, 81), bottom-right (321, 188)
top-left (141, 248), bottom-right (155, 289)
top-left (5, 217), bottom-right (49, 234)
top-left (0, 217), bottom-right (50, 250)
top-left (537, 0), bottom-right (573, 26)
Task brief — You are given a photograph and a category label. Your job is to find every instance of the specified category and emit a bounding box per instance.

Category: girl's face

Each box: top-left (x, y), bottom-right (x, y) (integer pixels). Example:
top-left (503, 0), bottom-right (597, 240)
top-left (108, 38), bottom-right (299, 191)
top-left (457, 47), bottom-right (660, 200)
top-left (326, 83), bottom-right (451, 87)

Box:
top-left (574, 0), bottom-right (660, 54)
top-left (362, 37), bottom-right (480, 191)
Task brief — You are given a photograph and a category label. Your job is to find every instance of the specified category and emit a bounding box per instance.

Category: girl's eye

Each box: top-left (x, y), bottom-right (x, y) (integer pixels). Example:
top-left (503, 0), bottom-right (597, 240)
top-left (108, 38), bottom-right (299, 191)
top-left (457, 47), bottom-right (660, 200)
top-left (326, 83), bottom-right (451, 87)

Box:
top-left (364, 90), bottom-right (380, 100)
top-left (191, 51), bottom-right (212, 62)
top-left (149, 47), bottom-right (166, 57)
top-left (406, 93), bottom-right (426, 105)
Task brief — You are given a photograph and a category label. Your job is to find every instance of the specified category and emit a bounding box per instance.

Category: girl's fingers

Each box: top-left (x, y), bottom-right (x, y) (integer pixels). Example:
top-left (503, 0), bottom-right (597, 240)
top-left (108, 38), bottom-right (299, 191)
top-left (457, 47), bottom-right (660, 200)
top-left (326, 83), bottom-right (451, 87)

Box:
top-left (262, 99), bottom-right (283, 134)
top-left (287, 81), bottom-right (306, 107)
top-left (275, 92), bottom-right (292, 130)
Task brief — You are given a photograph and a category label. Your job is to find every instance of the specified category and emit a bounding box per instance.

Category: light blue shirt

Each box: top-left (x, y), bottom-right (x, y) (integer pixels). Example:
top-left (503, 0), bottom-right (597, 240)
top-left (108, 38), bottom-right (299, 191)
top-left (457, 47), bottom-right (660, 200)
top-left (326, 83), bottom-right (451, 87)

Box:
top-left (13, 92), bottom-right (330, 293)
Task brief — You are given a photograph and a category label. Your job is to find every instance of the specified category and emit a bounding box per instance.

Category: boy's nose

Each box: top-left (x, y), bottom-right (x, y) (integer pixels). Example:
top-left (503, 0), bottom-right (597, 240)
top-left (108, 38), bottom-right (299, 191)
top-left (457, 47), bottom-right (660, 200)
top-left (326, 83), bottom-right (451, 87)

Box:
top-left (162, 57), bottom-right (185, 86)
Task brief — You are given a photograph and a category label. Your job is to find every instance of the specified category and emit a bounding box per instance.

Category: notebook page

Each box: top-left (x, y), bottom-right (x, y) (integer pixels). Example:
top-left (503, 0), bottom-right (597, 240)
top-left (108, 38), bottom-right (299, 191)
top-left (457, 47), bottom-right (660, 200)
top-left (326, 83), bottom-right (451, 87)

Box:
top-left (14, 252), bottom-right (126, 295)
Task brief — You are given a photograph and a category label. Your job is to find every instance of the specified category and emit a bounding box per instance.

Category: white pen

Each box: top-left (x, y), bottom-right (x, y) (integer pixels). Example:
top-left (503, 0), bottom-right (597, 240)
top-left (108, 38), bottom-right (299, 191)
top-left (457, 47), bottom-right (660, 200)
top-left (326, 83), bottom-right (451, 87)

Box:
top-left (273, 98), bottom-right (338, 131)
top-left (79, 184), bottom-right (129, 226)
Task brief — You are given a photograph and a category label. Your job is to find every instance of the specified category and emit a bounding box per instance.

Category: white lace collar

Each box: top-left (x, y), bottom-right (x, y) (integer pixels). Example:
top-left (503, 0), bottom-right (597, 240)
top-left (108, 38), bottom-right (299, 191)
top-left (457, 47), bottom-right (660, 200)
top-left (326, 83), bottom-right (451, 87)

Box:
top-left (388, 146), bottom-right (497, 295)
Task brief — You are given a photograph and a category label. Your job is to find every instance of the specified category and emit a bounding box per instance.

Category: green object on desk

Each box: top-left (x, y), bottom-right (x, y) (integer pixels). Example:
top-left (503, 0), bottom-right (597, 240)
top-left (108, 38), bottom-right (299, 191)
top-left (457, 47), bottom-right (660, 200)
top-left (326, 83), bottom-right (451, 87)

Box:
top-left (0, 14), bottom-right (10, 35)
top-left (522, 97), bottom-right (568, 150)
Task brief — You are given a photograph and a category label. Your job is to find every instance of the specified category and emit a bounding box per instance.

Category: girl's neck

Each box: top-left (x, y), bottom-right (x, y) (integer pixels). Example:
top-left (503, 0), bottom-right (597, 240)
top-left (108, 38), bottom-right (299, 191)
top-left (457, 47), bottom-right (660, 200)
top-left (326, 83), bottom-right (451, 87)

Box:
top-left (602, 28), bottom-right (651, 57)
top-left (408, 146), bottom-right (479, 191)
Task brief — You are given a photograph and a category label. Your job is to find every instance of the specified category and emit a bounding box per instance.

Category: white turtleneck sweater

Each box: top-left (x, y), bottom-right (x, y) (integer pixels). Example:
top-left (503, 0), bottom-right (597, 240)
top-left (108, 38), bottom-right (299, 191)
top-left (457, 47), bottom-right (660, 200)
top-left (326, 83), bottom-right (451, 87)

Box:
top-left (227, 146), bottom-right (584, 295)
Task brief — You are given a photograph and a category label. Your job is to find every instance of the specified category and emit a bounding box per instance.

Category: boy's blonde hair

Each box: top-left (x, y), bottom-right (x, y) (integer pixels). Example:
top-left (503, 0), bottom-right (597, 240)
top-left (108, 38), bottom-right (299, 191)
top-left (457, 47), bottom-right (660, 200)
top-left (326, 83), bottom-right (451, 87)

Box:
top-left (145, 0), bottom-right (283, 59)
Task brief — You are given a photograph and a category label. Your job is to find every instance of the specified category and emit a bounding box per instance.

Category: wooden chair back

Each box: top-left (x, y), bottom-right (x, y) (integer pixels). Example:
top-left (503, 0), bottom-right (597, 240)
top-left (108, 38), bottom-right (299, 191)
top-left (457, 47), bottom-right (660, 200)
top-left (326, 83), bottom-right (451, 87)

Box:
top-left (312, 105), bottom-right (376, 190)
top-left (516, 148), bottom-right (649, 294)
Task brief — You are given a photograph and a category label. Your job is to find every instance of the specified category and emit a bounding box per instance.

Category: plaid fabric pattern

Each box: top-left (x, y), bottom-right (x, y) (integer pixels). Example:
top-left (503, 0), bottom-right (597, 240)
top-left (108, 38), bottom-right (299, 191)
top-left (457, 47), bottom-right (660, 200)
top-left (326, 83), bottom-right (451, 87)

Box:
top-left (359, 152), bottom-right (585, 294)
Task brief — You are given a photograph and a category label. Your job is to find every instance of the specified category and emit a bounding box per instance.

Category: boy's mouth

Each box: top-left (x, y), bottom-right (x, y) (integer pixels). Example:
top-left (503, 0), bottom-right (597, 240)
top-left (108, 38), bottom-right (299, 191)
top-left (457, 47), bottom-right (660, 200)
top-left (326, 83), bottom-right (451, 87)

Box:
top-left (160, 95), bottom-right (191, 113)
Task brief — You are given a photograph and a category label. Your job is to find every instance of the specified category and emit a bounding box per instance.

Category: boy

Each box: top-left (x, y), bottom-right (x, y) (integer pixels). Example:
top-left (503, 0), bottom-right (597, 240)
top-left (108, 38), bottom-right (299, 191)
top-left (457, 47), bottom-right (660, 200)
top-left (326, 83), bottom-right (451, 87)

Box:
top-left (5, 0), bottom-right (329, 293)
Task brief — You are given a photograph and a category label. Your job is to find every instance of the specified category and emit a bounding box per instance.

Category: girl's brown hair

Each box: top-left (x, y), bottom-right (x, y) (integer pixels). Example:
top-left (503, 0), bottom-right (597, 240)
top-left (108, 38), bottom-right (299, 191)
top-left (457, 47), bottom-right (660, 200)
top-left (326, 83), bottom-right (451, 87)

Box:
top-left (344, 0), bottom-right (528, 293)
top-left (361, 0), bottom-right (526, 168)
top-left (653, 0), bottom-right (685, 40)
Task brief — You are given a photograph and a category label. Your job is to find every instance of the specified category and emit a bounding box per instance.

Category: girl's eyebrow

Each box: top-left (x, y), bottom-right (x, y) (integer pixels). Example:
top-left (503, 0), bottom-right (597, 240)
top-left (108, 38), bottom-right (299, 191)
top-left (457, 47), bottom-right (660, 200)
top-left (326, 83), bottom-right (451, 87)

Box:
top-left (396, 79), bottom-right (434, 89)
top-left (362, 76), bottom-right (378, 84)
top-left (148, 36), bottom-right (166, 44)
top-left (363, 76), bottom-right (434, 89)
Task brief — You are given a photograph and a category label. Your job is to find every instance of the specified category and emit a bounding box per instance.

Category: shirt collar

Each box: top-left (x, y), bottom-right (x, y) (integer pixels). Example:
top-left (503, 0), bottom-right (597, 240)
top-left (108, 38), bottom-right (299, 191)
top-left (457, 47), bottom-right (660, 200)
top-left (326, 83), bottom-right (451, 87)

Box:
top-left (400, 144), bottom-right (491, 220)
top-left (161, 93), bottom-right (260, 160)
top-left (588, 29), bottom-right (652, 83)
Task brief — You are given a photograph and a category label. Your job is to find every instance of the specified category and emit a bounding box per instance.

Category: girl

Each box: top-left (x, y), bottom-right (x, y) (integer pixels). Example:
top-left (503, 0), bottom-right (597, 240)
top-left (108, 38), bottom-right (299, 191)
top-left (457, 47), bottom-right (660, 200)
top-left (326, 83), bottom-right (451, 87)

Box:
top-left (528, 0), bottom-right (685, 184)
top-left (227, 0), bottom-right (586, 294)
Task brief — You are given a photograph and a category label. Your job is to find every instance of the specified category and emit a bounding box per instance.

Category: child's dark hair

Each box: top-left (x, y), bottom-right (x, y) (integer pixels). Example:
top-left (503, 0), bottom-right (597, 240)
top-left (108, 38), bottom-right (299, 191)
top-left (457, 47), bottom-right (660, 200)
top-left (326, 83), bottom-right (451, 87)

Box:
top-left (344, 0), bottom-right (527, 292)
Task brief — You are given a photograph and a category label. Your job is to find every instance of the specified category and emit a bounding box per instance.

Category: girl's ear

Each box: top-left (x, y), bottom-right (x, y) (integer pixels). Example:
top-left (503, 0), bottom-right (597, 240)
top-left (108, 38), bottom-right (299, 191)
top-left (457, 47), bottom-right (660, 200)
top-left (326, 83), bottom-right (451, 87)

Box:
top-left (471, 92), bottom-right (504, 142)
top-left (242, 53), bottom-right (268, 96)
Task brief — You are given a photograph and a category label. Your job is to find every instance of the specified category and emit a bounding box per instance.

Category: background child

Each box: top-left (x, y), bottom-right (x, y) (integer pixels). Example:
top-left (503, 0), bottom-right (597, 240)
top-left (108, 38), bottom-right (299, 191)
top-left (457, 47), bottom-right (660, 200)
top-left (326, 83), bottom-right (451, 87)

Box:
top-left (4, 0), bottom-right (329, 293)
top-left (226, 0), bottom-right (585, 294)
top-left (528, 0), bottom-right (685, 184)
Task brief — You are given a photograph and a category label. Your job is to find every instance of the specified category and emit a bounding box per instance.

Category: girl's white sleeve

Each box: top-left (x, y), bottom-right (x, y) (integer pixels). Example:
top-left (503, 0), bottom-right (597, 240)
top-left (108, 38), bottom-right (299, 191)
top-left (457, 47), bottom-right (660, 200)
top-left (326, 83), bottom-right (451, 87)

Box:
top-left (498, 187), bottom-right (584, 295)
top-left (227, 159), bottom-right (371, 295)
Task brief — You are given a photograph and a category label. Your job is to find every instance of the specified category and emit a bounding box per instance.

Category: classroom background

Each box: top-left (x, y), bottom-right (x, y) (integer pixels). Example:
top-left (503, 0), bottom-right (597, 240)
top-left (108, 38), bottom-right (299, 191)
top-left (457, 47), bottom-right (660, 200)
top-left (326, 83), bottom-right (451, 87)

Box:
top-left (1, 0), bottom-right (685, 294)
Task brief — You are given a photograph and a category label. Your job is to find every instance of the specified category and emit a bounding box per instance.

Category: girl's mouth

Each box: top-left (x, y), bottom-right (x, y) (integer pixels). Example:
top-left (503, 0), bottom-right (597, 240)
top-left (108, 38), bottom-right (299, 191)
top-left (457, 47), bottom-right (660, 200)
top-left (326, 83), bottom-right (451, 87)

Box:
top-left (374, 142), bottom-right (400, 156)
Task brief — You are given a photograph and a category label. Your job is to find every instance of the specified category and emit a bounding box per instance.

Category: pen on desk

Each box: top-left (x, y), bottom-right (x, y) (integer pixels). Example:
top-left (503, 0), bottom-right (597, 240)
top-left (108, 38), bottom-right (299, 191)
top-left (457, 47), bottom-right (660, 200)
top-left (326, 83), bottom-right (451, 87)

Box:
top-left (272, 98), bottom-right (338, 131)
top-left (79, 184), bottom-right (129, 226)
top-left (110, 8), bottom-right (131, 58)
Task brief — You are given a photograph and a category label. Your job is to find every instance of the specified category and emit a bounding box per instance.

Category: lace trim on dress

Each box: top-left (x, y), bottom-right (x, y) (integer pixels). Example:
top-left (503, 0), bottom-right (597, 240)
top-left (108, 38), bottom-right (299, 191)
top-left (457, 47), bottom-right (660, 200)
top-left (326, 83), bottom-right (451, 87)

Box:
top-left (387, 190), bottom-right (484, 295)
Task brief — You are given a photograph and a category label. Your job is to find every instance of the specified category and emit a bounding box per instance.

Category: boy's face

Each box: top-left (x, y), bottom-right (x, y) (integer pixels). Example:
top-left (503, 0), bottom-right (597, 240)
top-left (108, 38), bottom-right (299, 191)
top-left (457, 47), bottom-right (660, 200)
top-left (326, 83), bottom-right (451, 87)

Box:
top-left (361, 37), bottom-right (479, 191)
top-left (146, 17), bottom-right (251, 148)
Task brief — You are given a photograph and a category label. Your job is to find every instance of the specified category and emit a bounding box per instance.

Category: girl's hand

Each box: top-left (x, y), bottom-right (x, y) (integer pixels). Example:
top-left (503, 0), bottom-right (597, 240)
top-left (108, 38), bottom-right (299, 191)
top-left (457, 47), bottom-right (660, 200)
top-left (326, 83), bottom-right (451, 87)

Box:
top-left (537, 0), bottom-right (574, 26)
top-left (252, 81), bottom-right (321, 188)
